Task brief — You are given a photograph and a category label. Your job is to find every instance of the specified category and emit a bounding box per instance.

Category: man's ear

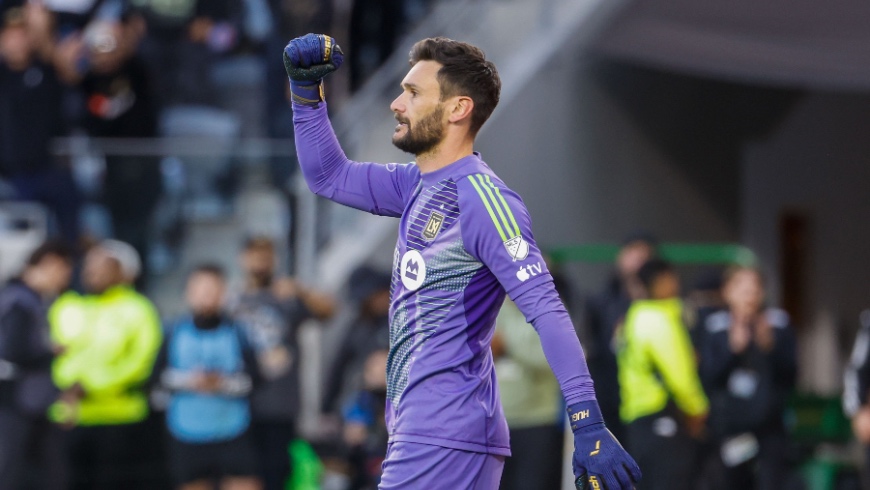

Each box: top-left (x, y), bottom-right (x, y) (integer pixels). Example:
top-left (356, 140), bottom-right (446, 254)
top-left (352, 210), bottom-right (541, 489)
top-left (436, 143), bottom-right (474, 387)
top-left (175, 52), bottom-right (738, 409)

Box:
top-left (448, 96), bottom-right (474, 124)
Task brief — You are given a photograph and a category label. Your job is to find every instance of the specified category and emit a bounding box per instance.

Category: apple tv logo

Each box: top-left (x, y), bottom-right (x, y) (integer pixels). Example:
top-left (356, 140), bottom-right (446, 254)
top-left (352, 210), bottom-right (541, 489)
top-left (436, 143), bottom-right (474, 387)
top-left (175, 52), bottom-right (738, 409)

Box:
top-left (516, 262), bottom-right (543, 282)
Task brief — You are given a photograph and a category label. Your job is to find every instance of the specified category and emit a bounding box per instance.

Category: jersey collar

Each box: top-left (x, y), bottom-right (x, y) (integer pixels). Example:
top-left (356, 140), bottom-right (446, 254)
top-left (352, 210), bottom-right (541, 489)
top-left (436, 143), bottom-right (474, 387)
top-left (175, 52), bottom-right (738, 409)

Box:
top-left (419, 152), bottom-right (483, 185)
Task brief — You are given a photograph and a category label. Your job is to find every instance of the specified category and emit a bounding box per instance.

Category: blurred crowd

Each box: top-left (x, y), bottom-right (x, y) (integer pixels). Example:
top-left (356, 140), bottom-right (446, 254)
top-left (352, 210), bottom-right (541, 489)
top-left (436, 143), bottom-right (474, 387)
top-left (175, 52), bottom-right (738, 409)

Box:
top-left (1, 1), bottom-right (868, 489)
top-left (0, 234), bottom-right (401, 490)
top-left (582, 234), bottom-right (800, 490)
top-left (489, 232), bottom-right (806, 490)
top-left (0, 220), bottom-right (865, 490)
top-left (0, 0), bottom-right (432, 283)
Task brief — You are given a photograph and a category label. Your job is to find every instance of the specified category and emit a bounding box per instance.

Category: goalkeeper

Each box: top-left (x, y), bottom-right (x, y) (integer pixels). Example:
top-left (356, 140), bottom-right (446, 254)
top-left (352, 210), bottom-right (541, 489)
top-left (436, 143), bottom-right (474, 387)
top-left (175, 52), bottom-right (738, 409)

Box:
top-left (283, 33), bottom-right (641, 489)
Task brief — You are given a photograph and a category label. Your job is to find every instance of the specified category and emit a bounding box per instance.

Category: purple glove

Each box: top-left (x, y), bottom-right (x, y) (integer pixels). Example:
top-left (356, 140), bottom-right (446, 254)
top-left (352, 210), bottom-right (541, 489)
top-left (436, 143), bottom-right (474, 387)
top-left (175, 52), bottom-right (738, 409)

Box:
top-left (569, 401), bottom-right (642, 489)
top-left (283, 33), bottom-right (344, 106)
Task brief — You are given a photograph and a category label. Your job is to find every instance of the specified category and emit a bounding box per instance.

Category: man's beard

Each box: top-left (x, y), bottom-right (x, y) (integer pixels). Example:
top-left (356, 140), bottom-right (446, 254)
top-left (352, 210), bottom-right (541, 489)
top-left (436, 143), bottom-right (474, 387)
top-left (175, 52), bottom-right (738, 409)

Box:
top-left (249, 269), bottom-right (273, 289)
top-left (392, 105), bottom-right (446, 156)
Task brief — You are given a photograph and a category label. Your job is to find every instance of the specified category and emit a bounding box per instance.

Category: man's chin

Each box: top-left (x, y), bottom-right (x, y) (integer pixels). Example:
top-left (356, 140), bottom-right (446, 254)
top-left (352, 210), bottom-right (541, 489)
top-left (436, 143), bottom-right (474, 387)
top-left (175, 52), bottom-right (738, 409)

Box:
top-left (392, 136), bottom-right (413, 155)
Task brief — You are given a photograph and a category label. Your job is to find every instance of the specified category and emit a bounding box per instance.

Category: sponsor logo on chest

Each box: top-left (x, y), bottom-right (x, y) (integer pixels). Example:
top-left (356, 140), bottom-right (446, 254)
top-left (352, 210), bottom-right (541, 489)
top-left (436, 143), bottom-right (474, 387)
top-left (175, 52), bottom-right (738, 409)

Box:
top-left (400, 250), bottom-right (426, 291)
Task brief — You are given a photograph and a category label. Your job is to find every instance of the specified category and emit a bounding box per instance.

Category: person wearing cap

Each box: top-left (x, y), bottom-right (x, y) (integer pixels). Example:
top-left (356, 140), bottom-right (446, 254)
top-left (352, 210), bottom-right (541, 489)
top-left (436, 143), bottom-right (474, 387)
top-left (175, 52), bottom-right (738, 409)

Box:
top-left (231, 236), bottom-right (335, 490)
top-left (48, 240), bottom-right (162, 490)
top-left (584, 231), bottom-right (658, 442)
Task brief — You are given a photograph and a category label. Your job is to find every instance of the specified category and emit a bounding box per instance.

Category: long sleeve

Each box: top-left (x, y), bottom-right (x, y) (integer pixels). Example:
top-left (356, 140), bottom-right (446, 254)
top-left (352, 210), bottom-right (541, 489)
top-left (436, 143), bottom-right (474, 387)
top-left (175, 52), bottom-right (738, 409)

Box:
top-left (700, 312), bottom-right (740, 388)
top-left (514, 284), bottom-right (596, 405)
top-left (456, 173), bottom-right (595, 405)
top-left (0, 303), bottom-right (53, 368)
top-left (292, 102), bottom-right (419, 217)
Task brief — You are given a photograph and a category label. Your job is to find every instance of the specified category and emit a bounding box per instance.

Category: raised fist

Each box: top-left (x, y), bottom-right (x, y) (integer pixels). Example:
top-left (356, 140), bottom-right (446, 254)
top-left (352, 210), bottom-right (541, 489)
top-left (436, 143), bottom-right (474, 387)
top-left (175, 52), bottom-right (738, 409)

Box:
top-left (283, 33), bottom-right (344, 83)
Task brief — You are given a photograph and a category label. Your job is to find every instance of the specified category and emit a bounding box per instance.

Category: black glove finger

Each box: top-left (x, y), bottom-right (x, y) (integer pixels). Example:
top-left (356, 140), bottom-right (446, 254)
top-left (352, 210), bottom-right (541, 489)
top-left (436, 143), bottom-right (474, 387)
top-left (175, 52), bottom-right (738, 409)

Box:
top-left (576, 472), bottom-right (607, 490)
top-left (625, 459), bottom-right (642, 483)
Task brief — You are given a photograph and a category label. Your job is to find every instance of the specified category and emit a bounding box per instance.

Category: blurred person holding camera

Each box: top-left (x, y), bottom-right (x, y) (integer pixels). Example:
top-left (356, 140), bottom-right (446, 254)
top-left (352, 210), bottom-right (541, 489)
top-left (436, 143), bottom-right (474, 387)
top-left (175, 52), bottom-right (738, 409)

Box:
top-left (49, 239), bottom-right (162, 490)
top-left (0, 241), bottom-right (74, 490)
top-left (231, 236), bottom-right (335, 490)
top-left (700, 266), bottom-right (797, 490)
top-left (616, 259), bottom-right (709, 490)
top-left (153, 264), bottom-right (262, 490)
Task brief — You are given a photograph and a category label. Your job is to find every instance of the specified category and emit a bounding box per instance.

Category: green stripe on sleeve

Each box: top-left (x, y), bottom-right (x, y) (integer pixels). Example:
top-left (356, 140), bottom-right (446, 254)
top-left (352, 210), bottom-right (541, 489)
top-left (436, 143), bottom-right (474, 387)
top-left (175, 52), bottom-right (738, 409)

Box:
top-left (474, 174), bottom-right (516, 239)
top-left (484, 174), bottom-right (521, 237)
top-left (468, 176), bottom-right (508, 242)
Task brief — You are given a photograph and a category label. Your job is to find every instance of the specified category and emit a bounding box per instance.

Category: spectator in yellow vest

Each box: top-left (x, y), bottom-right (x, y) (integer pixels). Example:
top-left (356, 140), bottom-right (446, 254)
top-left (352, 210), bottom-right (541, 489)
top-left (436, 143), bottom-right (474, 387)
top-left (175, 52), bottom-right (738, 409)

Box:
top-left (616, 259), bottom-right (708, 490)
top-left (50, 240), bottom-right (162, 490)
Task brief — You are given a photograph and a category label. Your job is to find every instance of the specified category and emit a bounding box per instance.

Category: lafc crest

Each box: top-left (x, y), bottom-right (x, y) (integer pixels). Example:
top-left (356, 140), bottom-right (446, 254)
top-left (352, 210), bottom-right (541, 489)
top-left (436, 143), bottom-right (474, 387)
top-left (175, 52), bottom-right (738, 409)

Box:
top-left (422, 211), bottom-right (445, 240)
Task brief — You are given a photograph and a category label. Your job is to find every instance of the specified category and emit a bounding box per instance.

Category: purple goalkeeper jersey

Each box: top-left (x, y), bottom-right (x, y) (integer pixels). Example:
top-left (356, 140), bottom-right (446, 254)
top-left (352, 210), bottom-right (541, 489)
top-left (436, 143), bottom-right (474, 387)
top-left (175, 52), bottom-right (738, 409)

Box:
top-left (293, 103), bottom-right (595, 456)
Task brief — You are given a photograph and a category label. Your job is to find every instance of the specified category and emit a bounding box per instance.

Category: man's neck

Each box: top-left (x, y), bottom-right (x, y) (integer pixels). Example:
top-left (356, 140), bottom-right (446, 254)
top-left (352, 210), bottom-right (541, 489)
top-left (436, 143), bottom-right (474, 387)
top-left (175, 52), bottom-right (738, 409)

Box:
top-left (244, 276), bottom-right (270, 292)
top-left (415, 138), bottom-right (475, 174)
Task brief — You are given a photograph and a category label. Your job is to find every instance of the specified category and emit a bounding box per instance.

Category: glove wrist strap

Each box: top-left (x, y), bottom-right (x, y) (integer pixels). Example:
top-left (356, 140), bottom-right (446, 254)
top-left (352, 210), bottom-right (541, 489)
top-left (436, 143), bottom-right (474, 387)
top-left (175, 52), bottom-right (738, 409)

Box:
top-left (290, 79), bottom-right (324, 107)
top-left (567, 401), bottom-right (604, 432)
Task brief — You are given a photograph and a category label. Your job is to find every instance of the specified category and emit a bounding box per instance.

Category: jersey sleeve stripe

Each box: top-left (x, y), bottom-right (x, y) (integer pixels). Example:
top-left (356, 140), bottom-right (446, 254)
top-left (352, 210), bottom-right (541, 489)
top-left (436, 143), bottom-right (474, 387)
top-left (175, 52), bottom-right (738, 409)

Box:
top-left (483, 174), bottom-right (522, 237)
top-left (468, 175), bottom-right (509, 241)
top-left (473, 174), bottom-right (517, 240)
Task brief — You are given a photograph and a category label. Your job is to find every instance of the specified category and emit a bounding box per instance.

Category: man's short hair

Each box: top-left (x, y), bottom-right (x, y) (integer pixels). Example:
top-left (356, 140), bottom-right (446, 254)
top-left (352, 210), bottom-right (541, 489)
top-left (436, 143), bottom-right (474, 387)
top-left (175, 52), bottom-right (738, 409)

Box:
top-left (242, 235), bottom-right (275, 252)
top-left (26, 240), bottom-right (73, 267)
top-left (723, 265), bottom-right (765, 288)
top-left (637, 259), bottom-right (674, 291)
top-left (189, 263), bottom-right (226, 281)
top-left (408, 37), bottom-right (501, 136)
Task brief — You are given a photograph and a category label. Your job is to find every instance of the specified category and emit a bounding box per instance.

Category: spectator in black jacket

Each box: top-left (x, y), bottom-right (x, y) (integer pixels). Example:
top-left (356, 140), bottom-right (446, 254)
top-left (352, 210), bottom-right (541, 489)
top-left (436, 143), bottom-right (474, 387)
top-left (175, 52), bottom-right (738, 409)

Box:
top-left (0, 241), bottom-right (74, 490)
top-left (700, 266), bottom-right (797, 490)
top-left (0, 3), bottom-right (81, 244)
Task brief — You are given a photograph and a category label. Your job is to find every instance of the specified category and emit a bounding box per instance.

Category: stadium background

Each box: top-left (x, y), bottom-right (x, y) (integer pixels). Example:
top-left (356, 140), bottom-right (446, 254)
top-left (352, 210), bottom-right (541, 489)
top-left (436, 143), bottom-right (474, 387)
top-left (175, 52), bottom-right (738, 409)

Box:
top-left (1, 0), bottom-right (869, 488)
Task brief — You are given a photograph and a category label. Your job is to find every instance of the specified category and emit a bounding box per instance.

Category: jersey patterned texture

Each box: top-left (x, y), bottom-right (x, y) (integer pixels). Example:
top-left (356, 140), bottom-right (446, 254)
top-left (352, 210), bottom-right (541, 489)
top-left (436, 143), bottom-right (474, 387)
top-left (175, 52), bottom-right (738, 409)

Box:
top-left (293, 103), bottom-right (569, 457)
top-left (383, 154), bottom-right (553, 457)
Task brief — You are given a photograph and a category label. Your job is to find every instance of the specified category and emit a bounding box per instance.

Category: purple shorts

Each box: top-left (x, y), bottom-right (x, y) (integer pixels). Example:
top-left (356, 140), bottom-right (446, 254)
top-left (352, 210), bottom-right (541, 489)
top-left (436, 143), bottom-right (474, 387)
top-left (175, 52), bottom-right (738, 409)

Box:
top-left (378, 441), bottom-right (505, 490)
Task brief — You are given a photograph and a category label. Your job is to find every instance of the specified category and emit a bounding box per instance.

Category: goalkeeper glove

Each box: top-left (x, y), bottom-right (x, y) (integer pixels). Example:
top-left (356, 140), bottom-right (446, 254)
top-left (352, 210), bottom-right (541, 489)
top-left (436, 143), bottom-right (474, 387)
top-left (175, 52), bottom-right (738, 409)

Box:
top-left (568, 401), bottom-right (642, 489)
top-left (283, 33), bottom-right (344, 106)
